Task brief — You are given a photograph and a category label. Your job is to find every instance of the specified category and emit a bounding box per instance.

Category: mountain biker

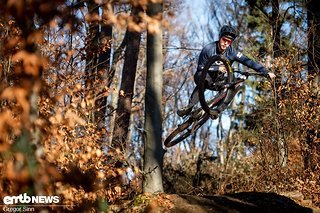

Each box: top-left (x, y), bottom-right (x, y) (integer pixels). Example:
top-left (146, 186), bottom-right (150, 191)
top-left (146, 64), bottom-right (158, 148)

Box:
top-left (177, 25), bottom-right (276, 118)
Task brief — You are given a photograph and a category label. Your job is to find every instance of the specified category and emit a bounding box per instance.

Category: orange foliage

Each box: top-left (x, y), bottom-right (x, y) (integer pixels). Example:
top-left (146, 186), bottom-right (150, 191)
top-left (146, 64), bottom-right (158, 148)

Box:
top-left (0, 1), bottom-right (143, 212)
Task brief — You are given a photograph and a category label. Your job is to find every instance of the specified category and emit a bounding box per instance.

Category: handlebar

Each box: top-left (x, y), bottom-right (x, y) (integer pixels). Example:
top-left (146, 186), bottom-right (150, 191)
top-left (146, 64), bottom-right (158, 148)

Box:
top-left (222, 70), bottom-right (269, 89)
top-left (233, 70), bottom-right (266, 77)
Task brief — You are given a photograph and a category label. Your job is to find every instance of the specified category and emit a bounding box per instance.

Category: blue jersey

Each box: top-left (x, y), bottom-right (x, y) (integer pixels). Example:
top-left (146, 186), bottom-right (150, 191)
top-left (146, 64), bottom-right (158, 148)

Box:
top-left (196, 41), bottom-right (269, 77)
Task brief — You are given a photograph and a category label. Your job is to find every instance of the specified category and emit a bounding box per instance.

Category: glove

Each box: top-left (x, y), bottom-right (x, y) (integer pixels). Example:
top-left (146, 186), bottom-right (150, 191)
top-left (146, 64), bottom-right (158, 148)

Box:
top-left (266, 72), bottom-right (276, 79)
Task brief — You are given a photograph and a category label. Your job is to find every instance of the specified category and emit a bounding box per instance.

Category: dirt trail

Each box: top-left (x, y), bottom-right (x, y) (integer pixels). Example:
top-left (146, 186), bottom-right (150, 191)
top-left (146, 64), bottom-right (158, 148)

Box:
top-left (141, 192), bottom-right (320, 213)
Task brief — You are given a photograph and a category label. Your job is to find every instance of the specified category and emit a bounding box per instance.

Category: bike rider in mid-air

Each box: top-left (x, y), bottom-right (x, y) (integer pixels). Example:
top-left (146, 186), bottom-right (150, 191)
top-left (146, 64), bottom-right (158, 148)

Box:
top-left (177, 25), bottom-right (276, 118)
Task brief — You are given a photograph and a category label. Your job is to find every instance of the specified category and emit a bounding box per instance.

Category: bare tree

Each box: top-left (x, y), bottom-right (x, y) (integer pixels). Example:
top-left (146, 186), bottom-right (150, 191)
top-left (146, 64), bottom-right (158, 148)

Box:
top-left (85, 1), bottom-right (112, 129)
top-left (112, 5), bottom-right (143, 150)
top-left (304, 0), bottom-right (320, 171)
top-left (271, 0), bottom-right (281, 57)
top-left (307, 0), bottom-right (320, 80)
top-left (143, 0), bottom-right (164, 193)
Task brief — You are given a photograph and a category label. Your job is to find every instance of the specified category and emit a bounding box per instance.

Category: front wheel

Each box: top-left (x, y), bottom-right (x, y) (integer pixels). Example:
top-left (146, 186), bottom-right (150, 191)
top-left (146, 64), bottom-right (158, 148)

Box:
top-left (198, 55), bottom-right (234, 116)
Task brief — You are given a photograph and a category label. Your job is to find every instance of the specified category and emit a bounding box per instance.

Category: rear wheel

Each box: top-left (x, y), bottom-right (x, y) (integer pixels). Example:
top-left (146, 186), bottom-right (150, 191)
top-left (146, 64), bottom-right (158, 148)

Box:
top-left (164, 113), bottom-right (209, 147)
top-left (164, 119), bottom-right (192, 147)
top-left (198, 55), bottom-right (233, 116)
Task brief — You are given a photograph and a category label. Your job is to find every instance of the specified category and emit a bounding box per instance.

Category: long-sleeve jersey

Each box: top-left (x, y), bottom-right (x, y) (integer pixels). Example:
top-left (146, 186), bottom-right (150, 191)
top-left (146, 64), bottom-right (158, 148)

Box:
top-left (196, 41), bottom-right (269, 77)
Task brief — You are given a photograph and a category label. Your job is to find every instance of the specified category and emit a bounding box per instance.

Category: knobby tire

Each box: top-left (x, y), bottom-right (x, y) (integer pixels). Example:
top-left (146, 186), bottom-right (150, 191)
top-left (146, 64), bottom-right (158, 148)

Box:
top-left (164, 113), bottom-right (209, 147)
top-left (198, 55), bottom-right (234, 116)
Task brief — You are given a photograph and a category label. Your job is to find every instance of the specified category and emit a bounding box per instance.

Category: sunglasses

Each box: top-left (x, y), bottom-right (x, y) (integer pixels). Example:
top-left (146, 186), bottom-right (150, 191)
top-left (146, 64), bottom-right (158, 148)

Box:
top-left (221, 36), bottom-right (233, 45)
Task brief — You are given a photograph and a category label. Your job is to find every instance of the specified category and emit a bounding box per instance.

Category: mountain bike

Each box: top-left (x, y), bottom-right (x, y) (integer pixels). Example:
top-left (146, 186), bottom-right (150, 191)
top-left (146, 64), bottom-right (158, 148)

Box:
top-left (164, 55), bottom-right (266, 148)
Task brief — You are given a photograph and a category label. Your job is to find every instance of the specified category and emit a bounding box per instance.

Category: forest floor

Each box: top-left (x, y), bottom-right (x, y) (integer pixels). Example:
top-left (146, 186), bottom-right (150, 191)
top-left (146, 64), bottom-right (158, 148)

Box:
top-left (110, 191), bottom-right (320, 213)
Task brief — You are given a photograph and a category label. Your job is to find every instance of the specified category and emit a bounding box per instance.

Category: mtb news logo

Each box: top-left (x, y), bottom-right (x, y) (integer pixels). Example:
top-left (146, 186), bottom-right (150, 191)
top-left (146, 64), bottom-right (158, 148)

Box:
top-left (3, 193), bottom-right (60, 205)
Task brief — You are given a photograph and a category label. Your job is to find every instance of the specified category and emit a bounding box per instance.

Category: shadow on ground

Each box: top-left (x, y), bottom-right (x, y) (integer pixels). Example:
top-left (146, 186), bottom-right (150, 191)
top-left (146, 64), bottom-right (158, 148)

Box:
top-left (167, 192), bottom-right (319, 213)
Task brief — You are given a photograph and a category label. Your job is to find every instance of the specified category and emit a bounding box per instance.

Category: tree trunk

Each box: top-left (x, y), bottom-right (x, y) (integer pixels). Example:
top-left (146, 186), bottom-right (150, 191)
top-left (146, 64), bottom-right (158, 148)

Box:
top-left (85, 1), bottom-right (112, 129)
top-left (307, 0), bottom-right (320, 81)
top-left (94, 14), bottom-right (112, 129)
top-left (225, 97), bottom-right (237, 168)
top-left (236, 86), bottom-right (246, 159)
top-left (270, 0), bottom-right (287, 167)
top-left (217, 116), bottom-right (225, 165)
top-left (112, 5), bottom-right (143, 151)
top-left (271, 0), bottom-right (281, 58)
top-left (85, 1), bottom-right (99, 94)
top-left (304, 0), bottom-right (320, 171)
top-left (143, 1), bottom-right (164, 194)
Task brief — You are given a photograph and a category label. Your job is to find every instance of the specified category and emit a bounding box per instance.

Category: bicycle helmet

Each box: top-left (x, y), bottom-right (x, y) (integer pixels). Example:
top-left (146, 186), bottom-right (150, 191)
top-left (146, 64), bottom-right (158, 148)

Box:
top-left (219, 25), bottom-right (238, 40)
